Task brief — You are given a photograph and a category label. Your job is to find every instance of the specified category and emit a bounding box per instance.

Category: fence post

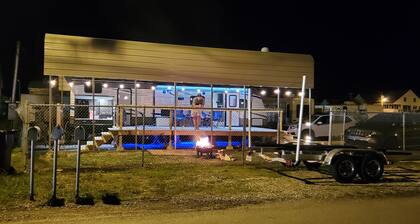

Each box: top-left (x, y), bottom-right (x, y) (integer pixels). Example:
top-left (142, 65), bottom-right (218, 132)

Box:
top-left (402, 112), bottom-right (406, 151)
top-left (342, 110), bottom-right (347, 143)
top-left (328, 108), bottom-right (333, 145)
top-left (167, 110), bottom-right (174, 150)
top-left (117, 106), bottom-right (124, 151)
top-left (135, 81), bottom-right (138, 152)
top-left (242, 85), bottom-right (246, 166)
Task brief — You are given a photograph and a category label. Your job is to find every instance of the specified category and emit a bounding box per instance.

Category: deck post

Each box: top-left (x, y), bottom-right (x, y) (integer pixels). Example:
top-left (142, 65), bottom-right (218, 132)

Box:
top-left (174, 82), bottom-right (177, 150)
top-left (135, 80), bottom-right (138, 152)
top-left (242, 85), bottom-right (246, 165)
top-left (276, 87), bottom-right (280, 144)
top-left (226, 110), bottom-right (233, 150)
top-left (328, 107), bottom-right (333, 145)
top-left (247, 88), bottom-right (252, 148)
top-left (210, 84), bottom-right (214, 145)
top-left (142, 106), bottom-right (145, 167)
top-left (167, 110), bottom-right (174, 150)
top-left (92, 77), bottom-right (96, 150)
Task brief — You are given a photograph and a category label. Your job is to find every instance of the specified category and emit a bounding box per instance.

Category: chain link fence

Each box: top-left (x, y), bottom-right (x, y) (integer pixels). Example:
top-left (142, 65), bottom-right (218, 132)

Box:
top-left (27, 104), bottom-right (284, 167)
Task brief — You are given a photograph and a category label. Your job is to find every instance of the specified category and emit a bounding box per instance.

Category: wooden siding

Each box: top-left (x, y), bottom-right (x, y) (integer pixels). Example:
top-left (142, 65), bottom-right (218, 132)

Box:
top-left (44, 34), bottom-right (314, 88)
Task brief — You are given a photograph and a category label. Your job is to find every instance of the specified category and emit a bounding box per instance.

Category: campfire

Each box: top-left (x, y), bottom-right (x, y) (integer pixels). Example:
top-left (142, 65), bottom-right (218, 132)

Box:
top-left (195, 136), bottom-right (215, 158)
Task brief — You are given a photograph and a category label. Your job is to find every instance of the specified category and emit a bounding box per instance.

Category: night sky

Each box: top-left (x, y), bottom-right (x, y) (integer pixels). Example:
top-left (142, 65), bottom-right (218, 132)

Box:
top-left (1, 1), bottom-right (419, 101)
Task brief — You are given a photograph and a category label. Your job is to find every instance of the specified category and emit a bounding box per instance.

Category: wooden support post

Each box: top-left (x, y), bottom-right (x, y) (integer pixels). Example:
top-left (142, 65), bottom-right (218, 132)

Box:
top-left (166, 110), bottom-right (174, 150)
top-left (226, 110), bottom-right (233, 150)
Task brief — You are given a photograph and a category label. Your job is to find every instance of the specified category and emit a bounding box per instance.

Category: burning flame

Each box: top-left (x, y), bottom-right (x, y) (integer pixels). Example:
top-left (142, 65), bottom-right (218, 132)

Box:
top-left (196, 137), bottom-right (211, 148)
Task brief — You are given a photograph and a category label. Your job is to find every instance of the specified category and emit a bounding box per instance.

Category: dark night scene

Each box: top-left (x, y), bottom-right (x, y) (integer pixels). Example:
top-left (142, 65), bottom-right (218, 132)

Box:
top-left (0, 1), bottom-right (420, 223)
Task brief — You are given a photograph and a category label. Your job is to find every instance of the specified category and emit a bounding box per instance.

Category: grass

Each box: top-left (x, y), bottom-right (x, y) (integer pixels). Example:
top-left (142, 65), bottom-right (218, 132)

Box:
top-left (1, 148), bottom-right (420, 213)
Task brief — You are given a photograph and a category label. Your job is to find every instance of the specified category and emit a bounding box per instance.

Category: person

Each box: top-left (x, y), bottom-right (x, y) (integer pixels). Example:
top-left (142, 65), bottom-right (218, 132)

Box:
top-left (192, 93), bottom-right (205, 130)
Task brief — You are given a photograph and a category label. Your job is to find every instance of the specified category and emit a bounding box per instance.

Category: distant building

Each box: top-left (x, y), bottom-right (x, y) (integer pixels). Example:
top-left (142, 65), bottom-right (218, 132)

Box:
top-left (381, 89), bottom-right (420, 112)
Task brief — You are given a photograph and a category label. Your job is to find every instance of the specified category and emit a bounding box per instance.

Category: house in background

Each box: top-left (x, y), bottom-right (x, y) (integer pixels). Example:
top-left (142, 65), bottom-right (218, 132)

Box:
top-left (381, 89), bottom-right (420, 112)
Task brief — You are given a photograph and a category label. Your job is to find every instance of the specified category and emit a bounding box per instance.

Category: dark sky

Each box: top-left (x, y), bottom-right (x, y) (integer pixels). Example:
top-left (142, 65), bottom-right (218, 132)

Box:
top-left (1, 1), bottom-right (419, 101)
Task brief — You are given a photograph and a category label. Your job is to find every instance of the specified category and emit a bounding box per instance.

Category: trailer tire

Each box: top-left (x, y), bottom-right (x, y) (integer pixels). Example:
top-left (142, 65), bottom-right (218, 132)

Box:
top-left (330, 155), bottom-right (357, 183)
top-left (359, 154), bottom-right (384, 183)
top-left (303, 161), bottom-right (322, 170)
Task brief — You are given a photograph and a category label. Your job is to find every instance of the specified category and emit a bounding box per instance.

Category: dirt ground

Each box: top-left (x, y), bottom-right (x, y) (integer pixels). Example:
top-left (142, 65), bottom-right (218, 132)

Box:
top-left (2, 196), bottom-right (420, 224)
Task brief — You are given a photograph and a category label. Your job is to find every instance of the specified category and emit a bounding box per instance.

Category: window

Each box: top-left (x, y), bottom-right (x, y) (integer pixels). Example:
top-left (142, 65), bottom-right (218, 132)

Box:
top-left (316, 116), bottom-right (330, 125)
top-left (404, 97), bottom-right (407, 102)
top-left (228, 95), bottom-right (238, 107)
top-left (414, 98), bottom-right (417, 103)
top-left (75, 95), bottom-right (114, 120)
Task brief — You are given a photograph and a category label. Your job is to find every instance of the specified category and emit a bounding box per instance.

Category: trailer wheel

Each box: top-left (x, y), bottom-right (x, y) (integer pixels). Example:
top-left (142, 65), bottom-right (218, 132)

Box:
top-left (303, 161), bottom-right (322, 170)
top-left (359, 154), bottom-right (384, 183)
top-left (330, 155), bottom-right (357, 183)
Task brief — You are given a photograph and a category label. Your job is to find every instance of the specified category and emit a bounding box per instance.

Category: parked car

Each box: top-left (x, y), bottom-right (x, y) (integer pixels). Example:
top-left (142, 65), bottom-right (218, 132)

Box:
top-left (345, 113), bottom-right (420, 150)
top-left (287, 114), bottom-right (357, 140)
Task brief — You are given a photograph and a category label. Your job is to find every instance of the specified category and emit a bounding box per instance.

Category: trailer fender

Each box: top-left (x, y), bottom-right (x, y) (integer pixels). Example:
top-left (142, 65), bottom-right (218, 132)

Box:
top-left (323, 148), bottom-right (386, 166)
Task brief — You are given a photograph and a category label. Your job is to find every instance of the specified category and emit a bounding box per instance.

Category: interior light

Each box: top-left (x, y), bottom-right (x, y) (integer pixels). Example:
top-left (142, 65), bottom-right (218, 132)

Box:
top-left (224, 90), bottom-right (228, 94)
top-left (236, 89), bottom-right (240, 93)
top-left (181, 87), bottom-right (185, 91)
top-left (197, 89), bottom-right (201, 93)
top-left (151, 86), bottom-right (156, 90)
top-left (103, 83), bottom-right (109, 88)
top-left (123, 96), bottom-right (128, 100)
top-left (285, 91), bottom-right (292, 96)
top-left (274, 88), bottom-right (280, 94)
top-left (167, 86), bottom-right (172, 90)
top-left (119, 84), bottom-right (124, 89)
top-left (135, 83), bottom-right (140, 88)
top-left (85, 81), bottom-right (91, 87)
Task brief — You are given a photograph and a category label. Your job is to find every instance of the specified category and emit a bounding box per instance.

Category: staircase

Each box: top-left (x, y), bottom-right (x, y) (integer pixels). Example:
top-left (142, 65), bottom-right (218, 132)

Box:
top-left (81, 132), bottom-right (114, 151)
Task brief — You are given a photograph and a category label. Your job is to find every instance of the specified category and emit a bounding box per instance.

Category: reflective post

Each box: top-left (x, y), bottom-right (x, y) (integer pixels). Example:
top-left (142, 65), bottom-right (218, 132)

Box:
top-left (28, 126), bottom-right (40, 201)
top-left (74, 126), bottom-right (85, 199)
top-left (295, 75), bottom-right (306, 164)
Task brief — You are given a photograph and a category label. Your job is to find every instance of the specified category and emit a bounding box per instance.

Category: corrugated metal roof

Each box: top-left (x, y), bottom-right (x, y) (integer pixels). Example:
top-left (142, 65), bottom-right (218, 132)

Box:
top-left (44, 34), bottom-right (314, 88)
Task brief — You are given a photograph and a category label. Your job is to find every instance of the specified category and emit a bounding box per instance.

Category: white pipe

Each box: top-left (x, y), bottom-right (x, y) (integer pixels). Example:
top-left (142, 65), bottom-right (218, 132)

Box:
top-left (295, 75), bottom-right (306, 164)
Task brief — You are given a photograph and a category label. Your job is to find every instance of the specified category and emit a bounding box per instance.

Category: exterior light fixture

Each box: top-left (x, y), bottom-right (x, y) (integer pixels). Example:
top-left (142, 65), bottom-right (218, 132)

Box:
top-left (49, 79), bottom-right (57, 87)
top-left (151, 86), bottom-right (156, 90)
top-left (85, 81), bottom-right (91, 87)
top-left (135, 83), bottom-right (140, 88)
top-left (68, 82), bottom-right (74, 88)
top-left (260, 90), bottom-right (266, 96)
top-left (103, 83), bottom-right (109, 88)
top-left (123, 96), bottom-right (128, 100)
top-left (298, 92), bottom-right (303, 97)
top-left (285, 90), bottom-right (292, 97)
top-left (274, 88), bottom-right (280, 94)
top-left (119, 84), bottom-right (124, 89)
top-left (181, 87), bottom-right (185, 91)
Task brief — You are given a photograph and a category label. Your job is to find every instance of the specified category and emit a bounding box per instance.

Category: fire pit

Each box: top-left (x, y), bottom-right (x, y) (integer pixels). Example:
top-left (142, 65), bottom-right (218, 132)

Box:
top-left (195, 137), bottom-right (216, 159)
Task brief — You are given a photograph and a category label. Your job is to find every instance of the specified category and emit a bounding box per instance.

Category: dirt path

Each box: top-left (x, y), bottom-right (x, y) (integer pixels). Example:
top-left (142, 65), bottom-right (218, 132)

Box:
top-left (2, 196), bottom-right (420, 224)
